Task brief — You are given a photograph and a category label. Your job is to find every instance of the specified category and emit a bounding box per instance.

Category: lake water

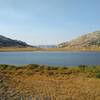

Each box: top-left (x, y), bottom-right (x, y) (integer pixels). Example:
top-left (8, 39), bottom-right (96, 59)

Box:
top-left (0, 51), bottom-right (100, 66)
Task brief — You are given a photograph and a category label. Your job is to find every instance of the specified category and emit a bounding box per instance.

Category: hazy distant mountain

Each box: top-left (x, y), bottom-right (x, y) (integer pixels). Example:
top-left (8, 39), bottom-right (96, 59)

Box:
top-left (58, 31), bottom-right (100, 48)
top-left (0, 35), bottom-right (32, 47)
top-left (38, 45), bottom-right (56, 48)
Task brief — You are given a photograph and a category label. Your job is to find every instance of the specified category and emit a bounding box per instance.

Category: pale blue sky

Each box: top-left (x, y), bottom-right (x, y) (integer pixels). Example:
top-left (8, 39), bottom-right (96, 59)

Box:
top-left (0, 0), bottom-right (100, 45)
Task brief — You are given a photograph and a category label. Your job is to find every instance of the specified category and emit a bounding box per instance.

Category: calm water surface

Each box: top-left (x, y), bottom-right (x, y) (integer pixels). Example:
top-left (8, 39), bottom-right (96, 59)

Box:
top-left (0, 51), bottom-right (100, 66)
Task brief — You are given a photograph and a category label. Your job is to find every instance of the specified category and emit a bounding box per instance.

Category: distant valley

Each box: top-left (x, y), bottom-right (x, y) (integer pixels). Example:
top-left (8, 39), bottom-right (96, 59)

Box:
top-left (0, 31), bottom-right (100, 51)
top-left (37, 45), bottom-right (56, 48)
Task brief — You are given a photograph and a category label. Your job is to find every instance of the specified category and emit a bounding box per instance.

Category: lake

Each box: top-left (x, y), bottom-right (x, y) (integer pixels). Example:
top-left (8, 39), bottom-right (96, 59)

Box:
top-left (0, 51), bottom-right (100, 66)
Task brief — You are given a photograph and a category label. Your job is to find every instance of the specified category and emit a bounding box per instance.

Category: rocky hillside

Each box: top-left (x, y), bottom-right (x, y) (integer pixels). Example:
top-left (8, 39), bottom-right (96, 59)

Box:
top-left (58, 31), bottom-right (100, 48)
top-left (0, 35), bottom-right (31, 47)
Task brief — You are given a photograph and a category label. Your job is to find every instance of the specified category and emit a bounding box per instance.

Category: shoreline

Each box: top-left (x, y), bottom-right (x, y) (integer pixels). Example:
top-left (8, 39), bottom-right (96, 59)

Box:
top-left (0, 47), bottom-right (100, 52)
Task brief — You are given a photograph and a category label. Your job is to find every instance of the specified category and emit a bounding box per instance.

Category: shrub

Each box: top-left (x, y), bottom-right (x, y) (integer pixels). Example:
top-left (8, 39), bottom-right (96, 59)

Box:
top-left (46, 66), bottom-right (52, 70)
top-left (48, 72), bottom-right (54, 76)
top-left (0, 64), bottom-right (8, 70)
top-left (38, 65), bottom-right (46, 70)
top-left (96, 73), bottom-right (100, 78)
top-left (78, 65), bottom-right (88, 71)
top-left (0, 64), bottom-right (16, 70)
top-left (60, 67), bottom-right (68, 70)
top-left (51, 67), bottom-right (59, 70)
top-left (26, 64), bottom-right (39, 69)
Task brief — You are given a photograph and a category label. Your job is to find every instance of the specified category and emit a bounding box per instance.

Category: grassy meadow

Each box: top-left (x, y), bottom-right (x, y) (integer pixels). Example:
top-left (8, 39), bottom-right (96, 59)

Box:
top-left (0, 64), bottom-right (100, 100)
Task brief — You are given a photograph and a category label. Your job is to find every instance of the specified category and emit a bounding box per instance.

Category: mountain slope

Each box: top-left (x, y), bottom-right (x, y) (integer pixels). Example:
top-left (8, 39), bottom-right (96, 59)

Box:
top-left (0, 35), bottom-right (31, 47)
top-left (58, 31), bottom-right (100, 48)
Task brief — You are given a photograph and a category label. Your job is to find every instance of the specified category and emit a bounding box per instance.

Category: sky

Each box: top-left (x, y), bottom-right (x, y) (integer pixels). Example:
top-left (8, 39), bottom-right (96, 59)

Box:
top-left (0, 0), bottom-right (100, 45)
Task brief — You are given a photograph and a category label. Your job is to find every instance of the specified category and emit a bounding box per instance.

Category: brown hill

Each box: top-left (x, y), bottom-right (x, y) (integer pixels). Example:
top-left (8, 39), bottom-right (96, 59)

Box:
top-left (58, 31), bottom-right (100, 48)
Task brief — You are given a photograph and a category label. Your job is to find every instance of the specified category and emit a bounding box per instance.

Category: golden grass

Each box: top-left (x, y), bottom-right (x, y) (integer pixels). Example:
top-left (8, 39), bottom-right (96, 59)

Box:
top-left (0, 46), bottom-right (100, 52)
top-left (0, 47), bottom-right (43, 52)
top-left (0, 65), bottom-right (100, 100)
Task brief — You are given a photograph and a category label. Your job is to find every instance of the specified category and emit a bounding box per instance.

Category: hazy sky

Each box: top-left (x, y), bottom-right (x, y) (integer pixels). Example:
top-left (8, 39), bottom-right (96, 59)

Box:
top-left (0, 0), bottom-right (100, 45)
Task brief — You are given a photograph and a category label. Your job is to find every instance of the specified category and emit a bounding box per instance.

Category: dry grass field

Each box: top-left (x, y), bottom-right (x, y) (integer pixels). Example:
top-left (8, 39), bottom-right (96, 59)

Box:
top-left (43, 47), bottom-right (100, 52)
top-left (0, 47), bottom-right (100, 52)
top-left (0, 47), bottom-right (43, 52)
top-left (0, 64), bottom-right (100, 100)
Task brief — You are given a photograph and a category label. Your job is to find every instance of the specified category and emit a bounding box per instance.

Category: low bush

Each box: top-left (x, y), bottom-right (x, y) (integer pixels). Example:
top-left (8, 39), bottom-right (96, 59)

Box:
top-left (96, 73), bottom-right (100, 78)
top-left (0, 64), bottom-right (16, 70)
top-left (48, 71), bottom-right (54, 76)
top-left (25, 64), bottom-right (39, 69)
top-left (60, 67), bottom-right (68, 70)
top-left (78, 65), bottom-right (88, 71)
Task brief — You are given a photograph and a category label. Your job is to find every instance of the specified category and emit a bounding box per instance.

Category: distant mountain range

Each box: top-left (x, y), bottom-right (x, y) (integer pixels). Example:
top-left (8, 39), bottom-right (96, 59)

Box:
top-left (37, 45), bottom-right (56, 48)
top-left (1, 31), bottom-right (100, 51)
top-left (58, 31), bottom-right (100, 48)
top-left (0, 35), bottom-right (32, 47)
